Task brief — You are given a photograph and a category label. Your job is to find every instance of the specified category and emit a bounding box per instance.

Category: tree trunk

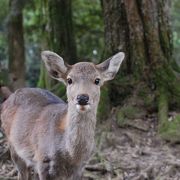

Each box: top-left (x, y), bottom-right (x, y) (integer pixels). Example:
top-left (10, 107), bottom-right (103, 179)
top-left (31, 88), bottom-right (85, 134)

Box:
top-left (7, 0), bottom-right (26, 90)
top-left (102, 0), bottom-right (180, 139)
top-left (49, 0), bottom-right (77, 64)
top-left (38, 0), bottom-right (77, 94)
top-left (102, 0), bottom-right (173, 76)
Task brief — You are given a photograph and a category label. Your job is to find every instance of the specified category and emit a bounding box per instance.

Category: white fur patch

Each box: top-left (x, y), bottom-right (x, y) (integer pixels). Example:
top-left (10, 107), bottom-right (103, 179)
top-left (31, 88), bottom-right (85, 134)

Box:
top-left (76, 104), bottom-right (91, 113)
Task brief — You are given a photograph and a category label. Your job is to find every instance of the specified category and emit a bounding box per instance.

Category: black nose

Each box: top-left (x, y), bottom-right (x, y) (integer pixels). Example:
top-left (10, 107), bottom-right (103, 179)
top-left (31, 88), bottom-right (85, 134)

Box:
top-left (77, 94), bottom-right (89, 105)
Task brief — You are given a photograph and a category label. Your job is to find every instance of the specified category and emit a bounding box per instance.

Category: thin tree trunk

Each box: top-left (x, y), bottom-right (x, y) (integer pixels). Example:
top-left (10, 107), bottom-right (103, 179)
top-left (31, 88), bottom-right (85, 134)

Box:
top-left (38, 0), bottom-right (77, 93)
top-left (49, 0), bottom-right (77, 64)
top-left (7, 0), bottom-right (26, 90)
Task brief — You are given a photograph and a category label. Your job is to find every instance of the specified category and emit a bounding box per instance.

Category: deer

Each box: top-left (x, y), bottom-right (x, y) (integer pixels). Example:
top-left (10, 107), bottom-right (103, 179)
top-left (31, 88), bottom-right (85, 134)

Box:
top-left (1, 50), bottom-right (125, 180)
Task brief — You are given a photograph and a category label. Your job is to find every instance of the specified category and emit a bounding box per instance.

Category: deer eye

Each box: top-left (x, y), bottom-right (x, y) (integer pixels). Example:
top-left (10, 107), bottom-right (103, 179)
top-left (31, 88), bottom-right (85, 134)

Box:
top-left (94, 78), bottom-right (100, 85)
top-left (67, 78), bottom-right (72, 85)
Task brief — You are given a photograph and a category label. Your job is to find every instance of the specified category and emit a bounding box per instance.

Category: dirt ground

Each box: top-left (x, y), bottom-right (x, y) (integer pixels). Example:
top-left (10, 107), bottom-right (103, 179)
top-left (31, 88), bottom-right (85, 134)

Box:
top-left (0, 112), bottom-right (180, 180)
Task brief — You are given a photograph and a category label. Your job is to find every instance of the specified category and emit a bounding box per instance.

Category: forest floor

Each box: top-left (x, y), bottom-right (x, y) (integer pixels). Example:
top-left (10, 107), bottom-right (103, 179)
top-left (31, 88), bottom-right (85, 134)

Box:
top-left (0, 111), bottom-right (180, 180)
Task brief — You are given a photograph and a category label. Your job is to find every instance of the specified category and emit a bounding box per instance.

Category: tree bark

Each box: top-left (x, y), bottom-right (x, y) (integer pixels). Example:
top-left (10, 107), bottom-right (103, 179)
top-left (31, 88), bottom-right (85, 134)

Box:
top-left (49, 0), bottom-right (77, 64)
top-left (101, 0), bottom-right (173, 77)
top-left (7, 0), bottom-right (26, 90)
top-left (38, 0), bottom-right (77, 93)
top-left (102, 0), bottom-right (180, 134)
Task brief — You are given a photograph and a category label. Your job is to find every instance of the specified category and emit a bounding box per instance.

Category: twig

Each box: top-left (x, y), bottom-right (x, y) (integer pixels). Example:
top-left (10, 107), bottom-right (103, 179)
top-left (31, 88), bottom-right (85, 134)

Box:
top-left (0, 176), bottom-right (17, 180)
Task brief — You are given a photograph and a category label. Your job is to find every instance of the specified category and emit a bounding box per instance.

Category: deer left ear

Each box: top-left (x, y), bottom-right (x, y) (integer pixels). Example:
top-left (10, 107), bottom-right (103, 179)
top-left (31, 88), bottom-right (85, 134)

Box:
top-left (96, 52), bottom-right (125, 81)
top-left (41, 51), bottom-right (70, 84)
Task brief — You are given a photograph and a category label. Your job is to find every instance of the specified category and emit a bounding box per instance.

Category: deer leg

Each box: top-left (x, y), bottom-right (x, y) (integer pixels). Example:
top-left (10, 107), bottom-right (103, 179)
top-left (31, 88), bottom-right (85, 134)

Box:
top-left (33, 172), bottom-right (39, 180)
top-left (72, 173), bottom-right (82, 180)
top-left (37, 161), bottom-right (51, 180)
top-left (66, 165), bottom-right (83, 180)
top-left (72, 167), bottom-right (83, 180)
top-left (37, 158), bottom-right (60, 180)
top-left (10, 147), bottom-right (31, 180)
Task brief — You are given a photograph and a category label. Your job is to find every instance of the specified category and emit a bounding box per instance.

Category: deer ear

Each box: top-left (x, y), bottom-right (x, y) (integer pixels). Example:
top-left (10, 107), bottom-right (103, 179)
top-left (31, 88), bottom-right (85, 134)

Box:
top-left (96, 52), bottom-right (125, 81)
top-left (41, 51), bottom-right (69, 83)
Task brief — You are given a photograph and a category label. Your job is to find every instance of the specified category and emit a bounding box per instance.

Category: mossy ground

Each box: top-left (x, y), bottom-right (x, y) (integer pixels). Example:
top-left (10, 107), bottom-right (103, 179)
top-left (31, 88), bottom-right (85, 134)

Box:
top-left (159, 114), bottom-right (180, 143)
top-left (116, 105), bottom-right (146, 127)
top-left (116, 83), bottom-right (153, 127)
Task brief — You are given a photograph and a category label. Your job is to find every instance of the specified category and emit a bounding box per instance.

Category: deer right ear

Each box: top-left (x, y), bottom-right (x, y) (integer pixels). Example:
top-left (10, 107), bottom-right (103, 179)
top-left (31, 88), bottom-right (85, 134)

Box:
top-left (96, 52), bottom-right (125, 82)
top-left (41, 51), bottom-right (69, 84)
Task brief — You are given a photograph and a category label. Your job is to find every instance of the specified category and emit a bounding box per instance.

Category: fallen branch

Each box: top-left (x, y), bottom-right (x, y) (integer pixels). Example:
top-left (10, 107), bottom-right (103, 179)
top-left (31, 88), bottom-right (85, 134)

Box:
top-left (85, 163), bottom-right (108, 174)
top-left (0, 176), bottom-right (17, 180)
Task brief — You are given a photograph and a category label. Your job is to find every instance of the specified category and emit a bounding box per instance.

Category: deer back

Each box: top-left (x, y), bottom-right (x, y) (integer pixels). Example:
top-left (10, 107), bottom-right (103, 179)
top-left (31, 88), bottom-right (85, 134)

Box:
top-left (1, 88), bottom-right (67, 166)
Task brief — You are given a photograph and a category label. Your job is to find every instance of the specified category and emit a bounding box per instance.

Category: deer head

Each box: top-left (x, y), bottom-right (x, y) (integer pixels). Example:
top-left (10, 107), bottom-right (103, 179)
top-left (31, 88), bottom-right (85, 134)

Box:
top-left (41, 51), bottom-right (125, 113)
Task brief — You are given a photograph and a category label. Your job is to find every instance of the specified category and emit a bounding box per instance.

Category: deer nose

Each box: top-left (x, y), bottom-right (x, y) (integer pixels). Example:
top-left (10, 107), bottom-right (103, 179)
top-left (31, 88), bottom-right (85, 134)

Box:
top-left (77, 94), bottom-right (89, 105)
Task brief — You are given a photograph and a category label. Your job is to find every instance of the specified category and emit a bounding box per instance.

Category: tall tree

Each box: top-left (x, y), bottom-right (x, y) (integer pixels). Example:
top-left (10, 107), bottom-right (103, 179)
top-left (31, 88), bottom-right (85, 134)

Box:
top-left (49, 0), bottom-right (77, 64)
top-left (102, 0), bottom-right (180, 138)
top-left (38, 0), bottom-right (77, 93)
top-left (7, 0), bottom-right (27, 90)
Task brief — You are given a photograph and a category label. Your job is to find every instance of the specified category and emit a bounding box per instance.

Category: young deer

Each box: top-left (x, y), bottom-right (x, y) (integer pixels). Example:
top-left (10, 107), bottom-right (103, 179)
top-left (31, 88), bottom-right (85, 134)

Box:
top-left (1, 51), bottom-right (125, 180)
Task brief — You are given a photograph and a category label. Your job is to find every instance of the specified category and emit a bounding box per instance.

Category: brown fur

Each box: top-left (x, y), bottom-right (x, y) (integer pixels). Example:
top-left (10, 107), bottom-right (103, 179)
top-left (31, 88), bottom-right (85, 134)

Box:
top-left (58, 114), bottom-right (68, 131)
top-left (1, 103), bottom-right (17, 136)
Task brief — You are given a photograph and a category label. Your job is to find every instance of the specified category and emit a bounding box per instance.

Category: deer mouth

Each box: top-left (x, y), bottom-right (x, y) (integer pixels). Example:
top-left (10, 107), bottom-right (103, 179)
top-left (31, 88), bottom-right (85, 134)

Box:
top-left (76, 104), bottom-right (91, 112)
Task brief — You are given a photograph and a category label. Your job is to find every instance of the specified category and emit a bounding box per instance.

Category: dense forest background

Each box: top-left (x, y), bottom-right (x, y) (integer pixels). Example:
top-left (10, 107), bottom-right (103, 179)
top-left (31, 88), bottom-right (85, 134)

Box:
top-left (0, 0), bottom-right (180, 179)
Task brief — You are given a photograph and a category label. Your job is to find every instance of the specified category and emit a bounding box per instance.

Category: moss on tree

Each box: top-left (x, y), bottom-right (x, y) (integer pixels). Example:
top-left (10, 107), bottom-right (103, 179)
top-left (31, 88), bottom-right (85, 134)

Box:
top-left (97, 86), bottom-right (110, 121)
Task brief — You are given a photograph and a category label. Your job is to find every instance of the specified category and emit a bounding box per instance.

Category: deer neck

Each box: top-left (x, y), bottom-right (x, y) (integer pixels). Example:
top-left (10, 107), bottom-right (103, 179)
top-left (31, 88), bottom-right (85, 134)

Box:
top-left (64, 103), bottom-right (97, 160)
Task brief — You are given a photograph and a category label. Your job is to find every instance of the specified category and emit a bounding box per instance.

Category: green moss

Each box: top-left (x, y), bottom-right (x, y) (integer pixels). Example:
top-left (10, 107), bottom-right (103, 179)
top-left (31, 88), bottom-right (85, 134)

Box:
top-left (122, 106), bottom-right (144, 119)
top-left (160, 114), bottom-right (180, 143)
top-left (155, 64), bottom-right (180, 143)
top-left (116, 110), bottom-right (126, 127)
top-left (158, 86), bottom-right (169, 133)
top-left (37, 63), bottom-right (52, 90)
top-left (158, 83), bottom-right (180, 143)
top-left (116, 105), bottom-right (146, 127)
top-left (138, 88), bottom-right (147, 98)
top-left (97, 86), bottom-right (110, 121)
top-left (137, 85), bottom-right (154, 107)
top-left (144, 95), bottom-right (154, 107)
top-left (0, 69), bottom-right (9, 86)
